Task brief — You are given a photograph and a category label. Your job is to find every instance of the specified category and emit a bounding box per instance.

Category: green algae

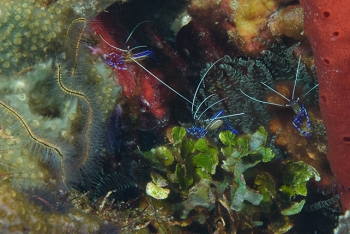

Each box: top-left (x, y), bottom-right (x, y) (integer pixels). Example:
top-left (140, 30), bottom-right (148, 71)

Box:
top-left (146, 181), bottom-right (170, 200)
top-left (281, 200), bottom-right (306, 216)
top-left (140, 126), bottom-right (321, 233)
top-left (143, 127), bottom-right (219, 195)
top-left (280, 161), bottom-right (320, 197)
top-left (255, 172), bottom-right (276, 203)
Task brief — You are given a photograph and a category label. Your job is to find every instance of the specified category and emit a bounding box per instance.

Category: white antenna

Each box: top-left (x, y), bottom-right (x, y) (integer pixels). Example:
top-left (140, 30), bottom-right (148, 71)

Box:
top-left (125, 20), bottom-right (156, 45)
top-left (99, 35), bottom-right (127, 53)
top-left (191, 58), bottom-right (223, 116)
top-left (240, 89), bottom-right (285, 107)
top-left (131, 58), bottom-right (194, 105)
top-left (292, 55), bottom-right (302, 100)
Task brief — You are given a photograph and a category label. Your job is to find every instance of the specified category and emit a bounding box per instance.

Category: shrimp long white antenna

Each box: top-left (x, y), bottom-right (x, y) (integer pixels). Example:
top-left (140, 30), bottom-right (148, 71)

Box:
top-left (125, 20), bottom-right (157, 45)
top-left (240, 88), bottom-right (285, 107)
top-left (99, 35), bottom-right (148, 53)
top-left (99, 35), bottom-right (127, 53)
top-left (290, 56), bottom-right (319, 103)
top-left (193, 94), bottom-right (216, 119)
top-left (129, 45), bottom-right (148, 52)
top-left (292, 55), bottom-right (302, 100)
top-left (203, 112), bottom-right (244, 122)
top-left (297, 84), bottom-right (319, 102)
top-left (191, 58), bottom-right (223, 116)
top-left (196, 97), bottom-right (228, 120)
top-left (131, 59), bottom-right (194, 105)
top-left (193, 94), bottom-right (244, 130)
top-left (261, 82), bottom-right (291, 102)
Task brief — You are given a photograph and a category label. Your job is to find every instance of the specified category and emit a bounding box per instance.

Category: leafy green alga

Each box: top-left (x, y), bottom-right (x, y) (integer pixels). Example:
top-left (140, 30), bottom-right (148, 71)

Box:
top-left (193, 138), bottom-right (219, 174)
top-left (170, 126), bottom-right (186, 145)
top-left (146, 182), bottom-right (170, 200)
top-left (219, 127), bottom-right (275, 211)
top-left (141, 125), bottom-right (320, 232)
top-left (154, 146), bottom-right (175, 166)
top-left (255, 173), bottom-right (276, 203)
top-left (174, 163), bottom-right (193, 191)
top-left (173, 179), bottom-right (215, 219)
top-left (151, 172), bottom-right (168, 188)
top-left (269, 216), bottom-right (293, 234)
top-left (280, 161), bottom-right (320, 197)
top-left (281, 200), bottom-right (306, 216)
top-left (249, 126), bottom-right (267, 151)
top-left (219, 130), bottom-right (236, 146)
top-left (181, 138), bottom-right (196, 157)
top-left (231, 174), bottom-right (263, 211)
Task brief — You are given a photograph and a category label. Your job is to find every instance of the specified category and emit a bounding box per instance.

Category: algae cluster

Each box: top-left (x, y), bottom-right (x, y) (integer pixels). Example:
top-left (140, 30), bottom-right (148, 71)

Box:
top-left (140, 126), bottom-right (320, 233)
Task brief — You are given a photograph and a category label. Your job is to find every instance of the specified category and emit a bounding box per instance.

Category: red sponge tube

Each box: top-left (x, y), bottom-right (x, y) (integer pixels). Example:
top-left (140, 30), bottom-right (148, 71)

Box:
top-left (301, 0), bottom-right (350, 210)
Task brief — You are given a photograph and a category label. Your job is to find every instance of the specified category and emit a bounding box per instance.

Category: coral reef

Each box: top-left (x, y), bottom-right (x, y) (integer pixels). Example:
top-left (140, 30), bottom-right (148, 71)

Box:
top-left (0, 0), bottom-right (120, 75)
top-left (302, 0), bottom-right (350, 210)
top-left (0, 181), bottom-right (116, 233)
top-left (0, 2), bottom-right (125, 231)
top-left (186, 0), bottom-right (305, 56)
top-left (268, 5), bottom-right (305, 40)
top-left (0, 49), bottom-right (120, 188)
top-left (0, 0), bottom-right (341, 232)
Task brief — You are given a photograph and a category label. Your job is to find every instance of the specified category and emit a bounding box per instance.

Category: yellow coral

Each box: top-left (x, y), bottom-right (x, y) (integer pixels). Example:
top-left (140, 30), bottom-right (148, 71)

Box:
top-left (229, 0), bottom-right (279, 54)
top-left (268, 5), bottom-right (305, 40)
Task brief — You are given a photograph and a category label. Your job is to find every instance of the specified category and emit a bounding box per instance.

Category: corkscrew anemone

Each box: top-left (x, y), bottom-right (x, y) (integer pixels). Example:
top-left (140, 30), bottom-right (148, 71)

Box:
top-left (196, 40), bottom-right (318, 134)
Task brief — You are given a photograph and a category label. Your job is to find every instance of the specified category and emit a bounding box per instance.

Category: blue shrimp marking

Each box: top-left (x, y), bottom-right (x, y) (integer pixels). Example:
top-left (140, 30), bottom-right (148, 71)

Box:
top-left (95, 21), bottom-right (159, 70)
top-left (291, 102), bottom-right (312, 138)
top-left (186, 110), bottom-right (239, 138)
top-left (186, 59), bottom-right (243, 138)
top-left (99, 22), bottom-right (193, 105)
top-left (103, 48), bottom-right (158, 70)
top-left (240, 56), bottom-right (318, 138)
top-left (186, 126), bottom-right (206, 138)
